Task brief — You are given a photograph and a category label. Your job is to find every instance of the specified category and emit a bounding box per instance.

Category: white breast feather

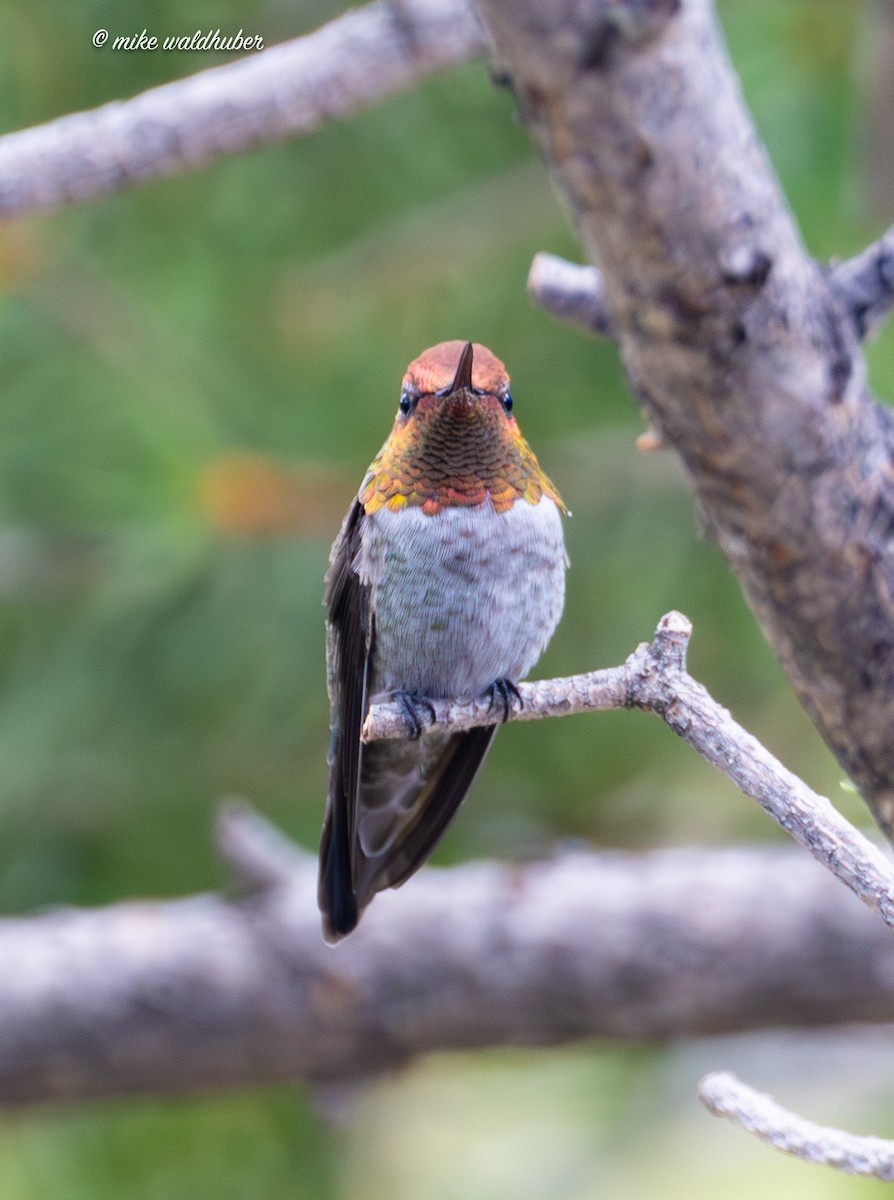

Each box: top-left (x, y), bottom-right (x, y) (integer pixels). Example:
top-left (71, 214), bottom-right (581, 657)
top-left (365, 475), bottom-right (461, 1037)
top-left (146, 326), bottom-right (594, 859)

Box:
top-left (356, 498), bottom-right (567, 699)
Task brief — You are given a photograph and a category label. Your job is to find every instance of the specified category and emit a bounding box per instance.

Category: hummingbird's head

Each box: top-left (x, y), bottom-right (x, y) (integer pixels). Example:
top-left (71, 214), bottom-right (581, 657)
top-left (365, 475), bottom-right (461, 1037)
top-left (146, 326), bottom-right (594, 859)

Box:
top-left (400, 340), bottom-right (511, 415)
top-left (360, 341), bottom-right (565, 517)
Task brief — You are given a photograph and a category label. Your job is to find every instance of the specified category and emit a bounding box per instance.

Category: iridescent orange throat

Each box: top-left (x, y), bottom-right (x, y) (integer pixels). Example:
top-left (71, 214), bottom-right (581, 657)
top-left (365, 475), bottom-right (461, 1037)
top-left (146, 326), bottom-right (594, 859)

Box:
top-left (359, 393), bottom-right (565, 517)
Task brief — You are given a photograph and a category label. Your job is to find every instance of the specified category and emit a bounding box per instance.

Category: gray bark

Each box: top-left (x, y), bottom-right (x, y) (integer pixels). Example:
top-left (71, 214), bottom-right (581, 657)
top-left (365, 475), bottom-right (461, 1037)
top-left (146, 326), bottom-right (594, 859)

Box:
top-left (369, 613), bottom-right (894, 932)
top-left (0, 811), bottom-right (890, 1107)
top-left (0, 0), bottom-right (485, 216)
top-left (700, 1070), bottom-right (894, 1181)
top-left (475, 0), bottom-right (894, 838)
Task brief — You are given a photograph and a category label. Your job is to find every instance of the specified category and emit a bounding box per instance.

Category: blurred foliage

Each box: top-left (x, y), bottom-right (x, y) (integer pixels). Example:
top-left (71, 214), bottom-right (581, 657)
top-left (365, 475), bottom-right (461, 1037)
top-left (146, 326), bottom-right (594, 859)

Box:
top-left (0, 0), bottom-right (889, 1195)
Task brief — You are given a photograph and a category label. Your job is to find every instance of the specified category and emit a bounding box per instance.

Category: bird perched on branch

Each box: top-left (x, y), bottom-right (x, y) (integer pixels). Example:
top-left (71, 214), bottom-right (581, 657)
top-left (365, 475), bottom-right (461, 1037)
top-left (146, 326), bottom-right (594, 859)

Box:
top-left (319, 340), bottom-right (567, 941)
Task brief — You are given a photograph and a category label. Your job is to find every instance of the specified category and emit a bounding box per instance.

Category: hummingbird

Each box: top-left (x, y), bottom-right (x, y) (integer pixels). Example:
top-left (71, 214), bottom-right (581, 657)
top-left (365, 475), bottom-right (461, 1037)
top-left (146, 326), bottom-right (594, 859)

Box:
top-left (318, 340), bottom-right (567, 942)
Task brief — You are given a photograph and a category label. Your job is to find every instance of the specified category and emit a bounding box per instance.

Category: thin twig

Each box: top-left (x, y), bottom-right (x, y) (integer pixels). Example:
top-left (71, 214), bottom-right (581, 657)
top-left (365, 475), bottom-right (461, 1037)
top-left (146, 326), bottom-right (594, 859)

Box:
top-left (829, 224), bottom-right (894, 339)
top-left (0, 0), bottom-right (485, 218)
top-left (526, 251), bottom-right (615, 337)
top-left (699, 1070), bottom-right (894, 1181)
top-left (363, 660), bottom-right (627, 737)
top-left (366, 612), bottom-right (894, 931)
top-left (216, 797), bottom-right (312, 894)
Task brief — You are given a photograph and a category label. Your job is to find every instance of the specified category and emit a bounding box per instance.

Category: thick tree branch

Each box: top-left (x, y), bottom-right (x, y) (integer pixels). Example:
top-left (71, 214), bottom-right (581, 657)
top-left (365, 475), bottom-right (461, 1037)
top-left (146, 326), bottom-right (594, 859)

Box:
top-left (0, 813), bottom-right (892, 1107)
top-left (699, 1070), bottom-right (894, 1181)
top-left (0, 0), bottom-right (485, 218)
top-left (475, 0), bottom-right (894, 841)
top-left (367, 612), bottom-right (894, 930)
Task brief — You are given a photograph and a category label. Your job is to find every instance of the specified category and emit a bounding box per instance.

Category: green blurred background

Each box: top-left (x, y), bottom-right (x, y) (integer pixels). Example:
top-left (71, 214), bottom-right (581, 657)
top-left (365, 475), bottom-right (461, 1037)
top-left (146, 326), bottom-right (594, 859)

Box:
top-left (0, 0), bottom-right (891, 1195)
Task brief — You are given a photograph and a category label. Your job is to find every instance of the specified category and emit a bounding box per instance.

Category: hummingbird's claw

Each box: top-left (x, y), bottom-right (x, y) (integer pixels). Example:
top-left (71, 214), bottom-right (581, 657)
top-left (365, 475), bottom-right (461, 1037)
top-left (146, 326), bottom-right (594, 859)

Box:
top-left (487, 678), bottom-right (523, 724)
top-left (394, 690), bottom-right (437, 740)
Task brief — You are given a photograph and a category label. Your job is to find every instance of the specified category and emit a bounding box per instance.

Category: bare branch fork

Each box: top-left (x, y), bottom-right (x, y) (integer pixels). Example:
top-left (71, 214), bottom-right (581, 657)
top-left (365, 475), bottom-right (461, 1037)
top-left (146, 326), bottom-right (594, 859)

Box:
top-left (368, 611), bottom-right (894, 931)
top-left (475, 0), bottom-right (894, 860)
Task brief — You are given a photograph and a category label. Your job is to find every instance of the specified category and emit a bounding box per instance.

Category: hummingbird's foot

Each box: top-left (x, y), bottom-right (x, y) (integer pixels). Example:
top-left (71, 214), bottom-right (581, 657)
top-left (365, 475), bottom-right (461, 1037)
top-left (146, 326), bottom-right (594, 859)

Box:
top-left (394, 690), bottom-right (437, 740)
top-left (487, 678), bottom-right (523, 724)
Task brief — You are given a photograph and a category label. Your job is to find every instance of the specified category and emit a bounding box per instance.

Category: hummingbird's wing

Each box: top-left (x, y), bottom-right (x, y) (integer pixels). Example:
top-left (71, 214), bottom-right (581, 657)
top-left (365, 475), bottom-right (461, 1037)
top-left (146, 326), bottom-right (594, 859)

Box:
top-left (318, 500), bottom-right (498, 942)
top-left (319, 500), bottom-right (372, 942)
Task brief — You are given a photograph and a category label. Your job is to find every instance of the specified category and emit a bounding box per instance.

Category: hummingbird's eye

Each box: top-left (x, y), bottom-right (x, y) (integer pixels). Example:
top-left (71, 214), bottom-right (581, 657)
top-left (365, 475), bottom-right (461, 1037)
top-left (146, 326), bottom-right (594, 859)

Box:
top-left (502, 392), bottom-right (513, 413)
top-left (399, 392), bottom-right (413, 416)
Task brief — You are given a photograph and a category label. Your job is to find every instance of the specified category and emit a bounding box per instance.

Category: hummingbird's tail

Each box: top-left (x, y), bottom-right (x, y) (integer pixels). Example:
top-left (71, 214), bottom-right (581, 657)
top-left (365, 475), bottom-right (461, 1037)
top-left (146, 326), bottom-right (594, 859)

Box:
top-left (318, 723), bottom-right (497, 943)
top-left (318, 802), bottom-right (358, 941)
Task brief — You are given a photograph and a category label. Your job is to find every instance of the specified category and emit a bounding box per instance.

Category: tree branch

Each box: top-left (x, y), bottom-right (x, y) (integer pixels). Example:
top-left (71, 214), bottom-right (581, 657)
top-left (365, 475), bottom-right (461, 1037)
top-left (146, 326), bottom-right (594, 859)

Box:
top-left (526, 251), bottom-right (615, 337)
top-left (0, 0), bottom-right (485, 218)
top-left (0, 813), bottom-right (892, 1107)
top-left (829, 224), bottom-right (894, 340)
top-left (531, 230), bottom-right (894, 344)
top-left (367, 612), bottom-right (894, 932)
top-left (699, 1070), bottom-right (894, 1181)
top-left (475, 0), bottom-right (894, 841)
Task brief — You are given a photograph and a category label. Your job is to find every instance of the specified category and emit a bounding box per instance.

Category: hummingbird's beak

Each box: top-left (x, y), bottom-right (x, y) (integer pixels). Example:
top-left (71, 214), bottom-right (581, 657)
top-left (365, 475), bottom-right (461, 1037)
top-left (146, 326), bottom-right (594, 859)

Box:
top-left (447, 342), bottom-right (474, 394)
